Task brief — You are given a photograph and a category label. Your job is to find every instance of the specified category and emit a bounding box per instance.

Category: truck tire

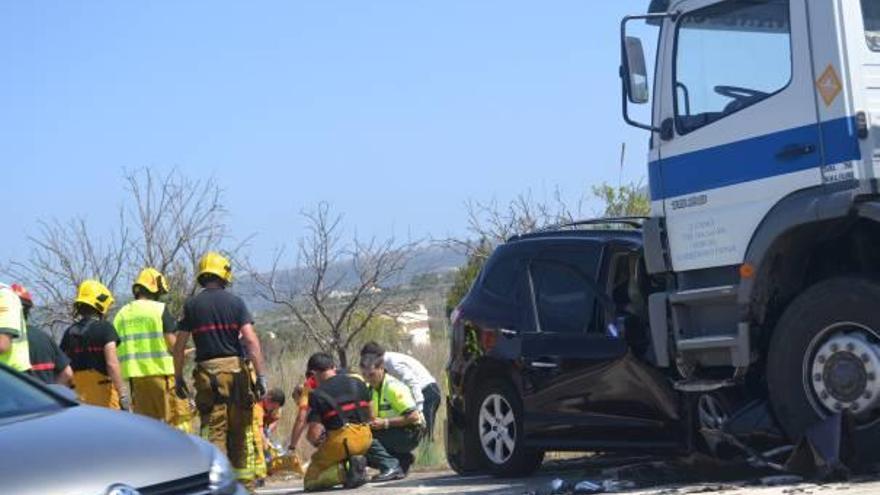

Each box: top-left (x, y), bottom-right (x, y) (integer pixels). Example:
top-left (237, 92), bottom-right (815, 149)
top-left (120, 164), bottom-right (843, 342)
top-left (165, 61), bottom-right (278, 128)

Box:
top-left (767, 277), bottom-right (880, 461)
top-left (469, 380), bottom-right (544, 477)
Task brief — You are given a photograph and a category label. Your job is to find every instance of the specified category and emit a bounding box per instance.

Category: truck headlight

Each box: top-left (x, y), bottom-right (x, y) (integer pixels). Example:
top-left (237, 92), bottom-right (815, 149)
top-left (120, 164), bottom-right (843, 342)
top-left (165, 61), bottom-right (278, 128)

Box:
top-left (208, 445), bottom-right (237, 495)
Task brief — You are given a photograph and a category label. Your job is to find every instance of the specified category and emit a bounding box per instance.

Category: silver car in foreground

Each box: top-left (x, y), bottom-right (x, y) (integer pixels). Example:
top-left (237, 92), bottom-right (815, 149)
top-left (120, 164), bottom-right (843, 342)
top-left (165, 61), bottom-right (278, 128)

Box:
top-left (0, 364), bottom-right (247, 495)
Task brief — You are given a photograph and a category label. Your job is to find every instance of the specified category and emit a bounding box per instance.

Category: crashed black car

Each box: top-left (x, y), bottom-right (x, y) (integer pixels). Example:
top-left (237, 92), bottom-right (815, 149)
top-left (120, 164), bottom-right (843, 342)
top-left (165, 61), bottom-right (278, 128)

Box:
top-left (445, 220), bottom-right (786, 477)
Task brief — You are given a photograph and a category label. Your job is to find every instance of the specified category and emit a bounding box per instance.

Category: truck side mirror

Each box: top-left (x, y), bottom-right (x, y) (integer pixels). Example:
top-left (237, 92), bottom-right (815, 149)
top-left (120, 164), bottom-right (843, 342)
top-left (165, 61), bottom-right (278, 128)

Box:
top-left (623, 36), bottom-right (649, 104)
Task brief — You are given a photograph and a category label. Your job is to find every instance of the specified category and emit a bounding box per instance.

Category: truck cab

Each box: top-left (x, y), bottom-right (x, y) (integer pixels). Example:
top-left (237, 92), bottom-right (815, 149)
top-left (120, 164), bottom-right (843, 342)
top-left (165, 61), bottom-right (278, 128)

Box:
top-left (622, 0), bottom-right (880, 457)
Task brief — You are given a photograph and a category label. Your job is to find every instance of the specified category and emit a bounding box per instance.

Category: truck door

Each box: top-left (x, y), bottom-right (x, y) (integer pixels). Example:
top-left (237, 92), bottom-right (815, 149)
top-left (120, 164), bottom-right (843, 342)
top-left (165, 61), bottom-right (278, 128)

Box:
top-left (832, 0), bottom-right (880, 184)
top-left (654, 0), bottom-right (821, 272)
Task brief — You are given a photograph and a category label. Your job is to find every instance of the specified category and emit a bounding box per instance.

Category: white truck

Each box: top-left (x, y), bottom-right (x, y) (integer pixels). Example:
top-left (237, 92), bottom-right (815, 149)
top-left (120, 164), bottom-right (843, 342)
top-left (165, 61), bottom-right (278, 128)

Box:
top-left (621, 0), bottom-right (880, 455)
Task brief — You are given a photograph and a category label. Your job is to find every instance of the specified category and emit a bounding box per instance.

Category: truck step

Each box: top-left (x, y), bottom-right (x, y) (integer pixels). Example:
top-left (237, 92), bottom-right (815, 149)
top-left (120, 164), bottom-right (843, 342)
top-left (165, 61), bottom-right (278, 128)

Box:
top-left (668, 285), bottom-right (736, 305)
top-left (674, 378), bottom-right (737, 392)
top-left (676, 335), bottom-right (738, 351)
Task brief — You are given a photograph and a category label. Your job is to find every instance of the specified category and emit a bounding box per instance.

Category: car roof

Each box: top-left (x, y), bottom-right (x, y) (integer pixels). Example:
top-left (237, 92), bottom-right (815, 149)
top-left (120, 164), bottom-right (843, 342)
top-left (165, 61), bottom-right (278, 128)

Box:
top-left (506, 228), bottom-right (642, 245)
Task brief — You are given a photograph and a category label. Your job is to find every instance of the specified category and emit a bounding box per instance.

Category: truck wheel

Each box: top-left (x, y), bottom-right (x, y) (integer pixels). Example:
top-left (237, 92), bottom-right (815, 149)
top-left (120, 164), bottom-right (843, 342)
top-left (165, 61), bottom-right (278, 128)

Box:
top-left (469, 380), bottom-right (544, 477)
top-left (768, 277), bottom-right (880, 460)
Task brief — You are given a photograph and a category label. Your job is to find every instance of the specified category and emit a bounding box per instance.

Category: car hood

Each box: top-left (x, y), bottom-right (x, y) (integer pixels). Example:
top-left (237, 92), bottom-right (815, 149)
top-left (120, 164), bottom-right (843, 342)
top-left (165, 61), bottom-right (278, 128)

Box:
top-left (0, 404), bottom-right (210, 495)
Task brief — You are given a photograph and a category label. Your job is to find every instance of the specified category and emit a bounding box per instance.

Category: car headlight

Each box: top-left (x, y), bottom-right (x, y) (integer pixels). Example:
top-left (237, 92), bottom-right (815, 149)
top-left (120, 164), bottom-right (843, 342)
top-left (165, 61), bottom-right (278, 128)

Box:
top-left (208, 445), bottom-right (237, 495)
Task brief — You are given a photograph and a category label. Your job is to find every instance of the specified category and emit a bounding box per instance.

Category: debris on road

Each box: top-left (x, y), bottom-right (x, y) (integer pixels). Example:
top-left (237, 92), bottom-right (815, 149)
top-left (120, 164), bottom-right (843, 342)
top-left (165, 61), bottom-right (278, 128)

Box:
top-left (759, 475), bottom-right (804, 486)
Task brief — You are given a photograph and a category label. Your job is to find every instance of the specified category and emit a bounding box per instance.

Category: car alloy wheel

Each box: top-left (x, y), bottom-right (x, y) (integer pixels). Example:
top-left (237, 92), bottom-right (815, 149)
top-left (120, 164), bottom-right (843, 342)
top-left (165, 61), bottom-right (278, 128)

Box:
top-left (478, 393), bottom-right (516, 465)
top-left (697, 393), bottom-right (729, 432)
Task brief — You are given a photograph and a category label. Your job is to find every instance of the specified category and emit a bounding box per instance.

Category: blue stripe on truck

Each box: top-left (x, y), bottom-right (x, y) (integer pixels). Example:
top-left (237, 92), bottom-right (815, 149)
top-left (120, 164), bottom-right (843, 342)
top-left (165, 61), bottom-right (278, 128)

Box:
top-left (649, 116), bottom-right (861, 201)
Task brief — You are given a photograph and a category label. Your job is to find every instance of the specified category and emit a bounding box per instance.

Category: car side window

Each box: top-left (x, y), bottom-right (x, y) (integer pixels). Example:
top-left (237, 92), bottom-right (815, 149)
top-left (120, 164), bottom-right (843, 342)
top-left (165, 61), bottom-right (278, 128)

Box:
top-left (529, 247), bottom-right (601, 334)
top-left (482, 251), bottom-right (519, 300)
top-left (674, 0), bottom-right (791, 134)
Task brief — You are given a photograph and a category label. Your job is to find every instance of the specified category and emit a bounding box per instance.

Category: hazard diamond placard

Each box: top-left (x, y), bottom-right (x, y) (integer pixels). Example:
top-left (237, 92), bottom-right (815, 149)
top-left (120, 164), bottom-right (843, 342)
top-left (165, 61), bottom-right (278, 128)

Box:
top-left (817, 64), bottom-right (842, 106)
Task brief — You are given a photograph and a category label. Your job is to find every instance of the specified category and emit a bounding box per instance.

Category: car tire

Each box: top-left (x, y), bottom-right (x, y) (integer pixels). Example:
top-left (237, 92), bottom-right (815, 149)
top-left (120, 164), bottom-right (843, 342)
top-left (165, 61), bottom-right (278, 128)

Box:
top-left (469, 380), bottom-right (544, 477)
top-left (767, 277), bottom-right (880, 463)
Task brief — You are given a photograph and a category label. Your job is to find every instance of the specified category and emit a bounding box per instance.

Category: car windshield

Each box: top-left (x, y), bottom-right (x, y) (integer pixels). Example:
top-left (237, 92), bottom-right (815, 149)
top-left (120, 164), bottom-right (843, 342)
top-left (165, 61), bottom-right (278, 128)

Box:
top-left (0, 366), bottom-right (65, 419)
top-left (863, 0), bottom-right (880, 51)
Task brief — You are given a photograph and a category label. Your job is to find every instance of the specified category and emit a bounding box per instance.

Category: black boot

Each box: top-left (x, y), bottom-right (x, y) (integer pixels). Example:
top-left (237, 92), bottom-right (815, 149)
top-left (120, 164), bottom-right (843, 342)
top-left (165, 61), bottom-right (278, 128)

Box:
top-left (399, 453), bottom-right (415, 474)
top-left (344, 455), bottom-right (368, 489)
top-left (370, 466), bottom-right (405, 482)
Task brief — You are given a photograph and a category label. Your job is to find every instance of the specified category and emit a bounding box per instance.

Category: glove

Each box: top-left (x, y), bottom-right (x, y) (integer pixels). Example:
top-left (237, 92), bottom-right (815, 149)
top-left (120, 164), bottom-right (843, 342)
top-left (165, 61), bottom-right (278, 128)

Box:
top-left (119, 395), bottom-right (131, 412)
top-left (256, 374), bottom-right (268, 399)
top-left (175, 377), bottom-right (191, 399)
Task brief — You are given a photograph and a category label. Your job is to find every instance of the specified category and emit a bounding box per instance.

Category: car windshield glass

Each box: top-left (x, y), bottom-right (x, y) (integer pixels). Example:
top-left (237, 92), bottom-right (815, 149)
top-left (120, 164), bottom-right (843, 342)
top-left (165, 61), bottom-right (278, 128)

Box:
top-left (0, 367), bottom-right (64, 418)
top-left (863, 0), bottom-right (880, 51)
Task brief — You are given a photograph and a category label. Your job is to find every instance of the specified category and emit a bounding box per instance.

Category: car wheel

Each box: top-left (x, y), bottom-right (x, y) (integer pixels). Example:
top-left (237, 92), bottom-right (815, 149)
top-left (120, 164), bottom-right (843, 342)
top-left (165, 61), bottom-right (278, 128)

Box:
top-left (768, 277), bottom-right (880, 463)
top-left (470, 380), bottom-right (544, 477)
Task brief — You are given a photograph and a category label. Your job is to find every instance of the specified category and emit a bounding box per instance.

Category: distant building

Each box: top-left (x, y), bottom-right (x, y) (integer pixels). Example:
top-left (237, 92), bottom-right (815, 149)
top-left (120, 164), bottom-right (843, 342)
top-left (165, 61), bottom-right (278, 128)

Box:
top-left (396, 304), bottom-right (430, 346)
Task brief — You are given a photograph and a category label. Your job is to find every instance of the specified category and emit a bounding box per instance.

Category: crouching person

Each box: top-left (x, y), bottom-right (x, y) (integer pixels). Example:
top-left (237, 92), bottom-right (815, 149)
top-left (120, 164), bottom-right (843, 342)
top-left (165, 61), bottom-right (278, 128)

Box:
top-left (360, 351), bottom-right (424, 482)
top-left (303, 353), bottom-right (371, 492)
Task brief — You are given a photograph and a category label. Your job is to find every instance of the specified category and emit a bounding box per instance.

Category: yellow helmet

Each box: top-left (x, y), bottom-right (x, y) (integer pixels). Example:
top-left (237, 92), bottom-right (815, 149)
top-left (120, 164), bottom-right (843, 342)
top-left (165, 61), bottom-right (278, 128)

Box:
top-left (133, 267), bottom-right (168, 296)
top-left (74, 280), bottom-right (115, 315)
top-left (197, 251), bottom-right (233, 284)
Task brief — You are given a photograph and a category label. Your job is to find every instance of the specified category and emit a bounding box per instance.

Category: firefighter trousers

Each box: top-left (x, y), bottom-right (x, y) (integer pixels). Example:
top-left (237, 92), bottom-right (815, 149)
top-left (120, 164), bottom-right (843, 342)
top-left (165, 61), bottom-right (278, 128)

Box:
top-left (193, 356), bottom-right (255, 482)
top-left (73, 370), bottom-right (120, 409)
top-left (247, 402), bottom-right (268, 481)
top-left (304, 423), bottom-right (372, 492)
top-left (130, 375), bottom-right (174, 424)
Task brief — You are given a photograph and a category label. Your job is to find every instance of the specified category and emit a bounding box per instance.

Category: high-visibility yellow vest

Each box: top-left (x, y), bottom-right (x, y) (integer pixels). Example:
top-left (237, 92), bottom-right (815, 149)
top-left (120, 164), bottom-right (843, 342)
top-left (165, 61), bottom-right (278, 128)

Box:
top-left (0, 286), bottom-right (30, 372)
top-left (113, 299), bottom-right (173, 379)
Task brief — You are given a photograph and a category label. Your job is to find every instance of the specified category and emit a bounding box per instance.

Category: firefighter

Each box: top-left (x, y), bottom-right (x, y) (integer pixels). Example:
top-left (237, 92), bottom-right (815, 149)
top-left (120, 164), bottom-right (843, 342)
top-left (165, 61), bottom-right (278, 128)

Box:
top-left (172, 251), bottom-right (268, 486)
top-left (360, 351), bottom-right (424, 481)
top-left (11, 283), bottom-right (72, 385)
top-left (113, 268), bottom-right (178, 425)
top-left (302, 352), bottom-right (371, 491)
top-left (60, 280), bottom-right (127, 409)
top-left (0, 282), bottom-right (30, 373)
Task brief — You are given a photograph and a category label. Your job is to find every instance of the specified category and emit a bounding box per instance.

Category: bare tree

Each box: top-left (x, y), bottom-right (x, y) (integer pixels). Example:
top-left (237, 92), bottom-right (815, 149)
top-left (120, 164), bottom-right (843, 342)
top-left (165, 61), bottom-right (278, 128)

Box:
top-left (249, 202), bottom-right (418, 367)
top-left (451, 188), bottom-right (586, 262)
top-left (124, 168), bottom-right (246, 309)
top-left (4, 216), bottom-right (129, 331)
top-left (3, 168), bottom-right (245, 332)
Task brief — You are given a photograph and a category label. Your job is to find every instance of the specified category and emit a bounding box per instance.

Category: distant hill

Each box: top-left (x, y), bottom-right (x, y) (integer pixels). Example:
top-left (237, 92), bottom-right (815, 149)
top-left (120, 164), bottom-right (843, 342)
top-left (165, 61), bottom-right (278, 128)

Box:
top-left (238, 244), bottom-right (466, 311)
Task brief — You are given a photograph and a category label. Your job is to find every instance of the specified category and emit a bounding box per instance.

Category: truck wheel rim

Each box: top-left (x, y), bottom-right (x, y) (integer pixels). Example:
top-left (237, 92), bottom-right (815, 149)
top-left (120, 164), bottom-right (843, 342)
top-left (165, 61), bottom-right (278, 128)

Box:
top-left (478, 393), bottom-right (516, 464)
top-left (804, 322), bottom-right (880, 427)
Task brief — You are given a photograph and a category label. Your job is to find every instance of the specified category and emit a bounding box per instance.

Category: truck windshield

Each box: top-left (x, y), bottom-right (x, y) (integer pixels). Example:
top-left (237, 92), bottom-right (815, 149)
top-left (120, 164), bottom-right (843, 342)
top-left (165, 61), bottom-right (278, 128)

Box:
top-left (863, 0), bottom-right (880, 51)
top-left (674, 0), bottom-right (791, 134)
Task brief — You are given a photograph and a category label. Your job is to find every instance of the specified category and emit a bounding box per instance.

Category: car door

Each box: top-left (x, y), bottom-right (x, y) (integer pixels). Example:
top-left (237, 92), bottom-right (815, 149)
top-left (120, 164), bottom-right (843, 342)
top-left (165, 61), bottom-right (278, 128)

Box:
top-left (519, 242), bottom-right (624, 445)
top-left (520, 241), bottom-right (681, 448)
top-left (655, 0), bottom-right (822, 273)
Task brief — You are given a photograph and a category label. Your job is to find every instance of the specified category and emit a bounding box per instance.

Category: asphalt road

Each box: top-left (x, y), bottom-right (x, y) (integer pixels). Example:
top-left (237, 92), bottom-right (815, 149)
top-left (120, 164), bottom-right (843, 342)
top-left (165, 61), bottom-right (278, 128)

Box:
top-left (255, 456), bottom-right (880, 495)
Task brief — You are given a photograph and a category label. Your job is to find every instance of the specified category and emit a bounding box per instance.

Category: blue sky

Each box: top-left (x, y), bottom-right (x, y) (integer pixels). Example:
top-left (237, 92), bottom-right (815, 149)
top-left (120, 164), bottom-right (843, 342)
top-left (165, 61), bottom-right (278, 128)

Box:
top-left (0, 1), bottom-right (655, 268)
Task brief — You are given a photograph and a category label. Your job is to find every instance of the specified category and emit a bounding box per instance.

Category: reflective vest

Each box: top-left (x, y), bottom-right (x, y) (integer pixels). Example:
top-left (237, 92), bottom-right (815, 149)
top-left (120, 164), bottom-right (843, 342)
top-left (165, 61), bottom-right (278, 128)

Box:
top-left (0, 285), bottom-right (30, 372)
top-left (113, 299), bottom-right (173, 378)
top-left (372, 373), bottom-right (418, 420)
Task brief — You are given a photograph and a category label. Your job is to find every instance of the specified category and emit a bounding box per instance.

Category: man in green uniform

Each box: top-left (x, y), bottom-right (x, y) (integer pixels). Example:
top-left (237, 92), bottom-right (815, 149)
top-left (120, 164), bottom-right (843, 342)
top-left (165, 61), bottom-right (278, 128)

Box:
top-left (360, 351), bottom-right (424, 482)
